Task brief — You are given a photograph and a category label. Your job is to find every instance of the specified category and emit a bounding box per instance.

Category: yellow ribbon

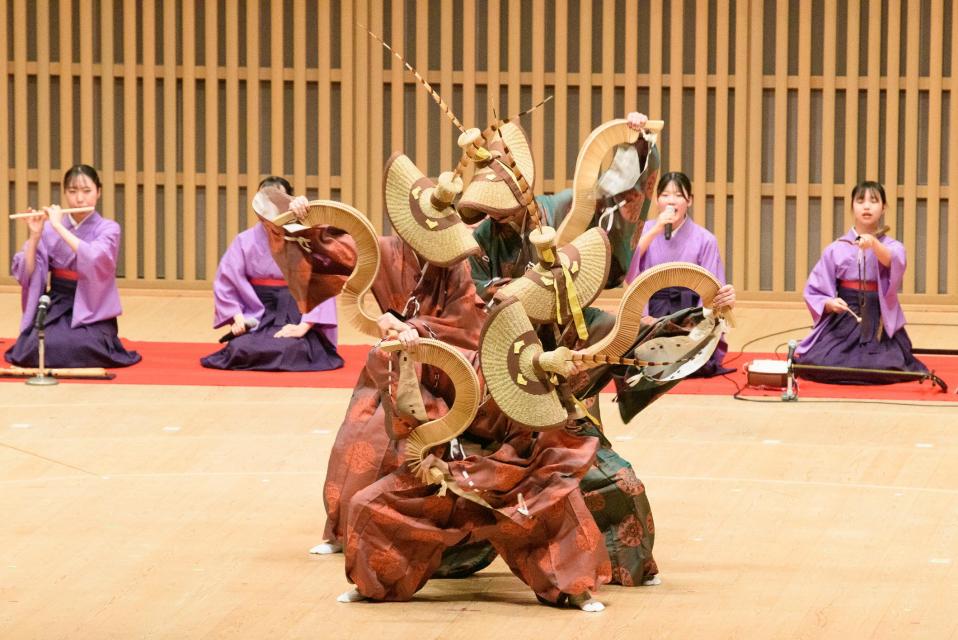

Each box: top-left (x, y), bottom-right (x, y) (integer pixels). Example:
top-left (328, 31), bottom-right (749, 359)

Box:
top-left (557, 264), bottom-right (589, 341)
top-left (571, 394), bottom-right (601, 426)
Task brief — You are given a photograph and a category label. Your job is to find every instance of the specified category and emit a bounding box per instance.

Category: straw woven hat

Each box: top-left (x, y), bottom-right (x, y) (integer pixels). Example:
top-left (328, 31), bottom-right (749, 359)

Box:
top-left (478, 296), bottom-right (568, 430)
top-left (377, 337), bottom-right (481, 480)
top-left (383, 152), bottom-right (480, 267)
top-left (494, 226), bottom-right (611, 325)
top-left (556, 118), bottom-right (664, 246)
top-left (253, 198), bottom-right (382, 339)
top-left (457, 122), bottom-right (536, 222)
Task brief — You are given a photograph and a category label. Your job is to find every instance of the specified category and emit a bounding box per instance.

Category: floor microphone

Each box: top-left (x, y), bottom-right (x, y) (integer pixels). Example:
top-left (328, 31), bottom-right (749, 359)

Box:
top-left (34, 294), bottom-right (51, 331)
top-left (783, 340), bottom-right (798, 401)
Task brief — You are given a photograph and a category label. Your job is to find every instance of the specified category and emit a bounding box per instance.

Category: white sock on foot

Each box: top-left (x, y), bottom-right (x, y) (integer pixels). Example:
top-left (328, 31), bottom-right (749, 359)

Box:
top-left (336, 589), bottom-right (367, 603)
top-left (569, 592), bottom-right (605, 612)
top-left (309, 541), bottom-right (343, 555)
top-left (642, 575), bottom-right (662, 586)
top-left (579, 599), bottom-right (605, 612)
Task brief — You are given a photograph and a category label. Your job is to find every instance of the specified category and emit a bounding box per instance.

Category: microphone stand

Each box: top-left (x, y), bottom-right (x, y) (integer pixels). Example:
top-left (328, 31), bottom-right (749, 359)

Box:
top-left (27, 313), bottom-right (58, 386)
top-left (782, 340), bottom-right (798, 401)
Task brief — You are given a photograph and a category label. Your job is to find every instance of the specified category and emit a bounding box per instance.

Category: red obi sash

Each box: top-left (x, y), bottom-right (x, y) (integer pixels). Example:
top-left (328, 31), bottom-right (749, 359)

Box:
top-left (838, 279), bottom-right (878, 292)
top-left (249, 277), bottom-right (287, 287)
top-left (51, 268), bottom-right (79, 281)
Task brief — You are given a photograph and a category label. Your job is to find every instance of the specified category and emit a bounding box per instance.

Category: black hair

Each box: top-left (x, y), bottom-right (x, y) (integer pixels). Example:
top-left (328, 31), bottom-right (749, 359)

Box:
top-left (258, 175), bottom-right (293, 195)
top-left (63, 164), bottom-right (102, 190)
top-left (656, 171), bottom-right (692, 200)
top-left (851, 180), bottom-right (886, 205)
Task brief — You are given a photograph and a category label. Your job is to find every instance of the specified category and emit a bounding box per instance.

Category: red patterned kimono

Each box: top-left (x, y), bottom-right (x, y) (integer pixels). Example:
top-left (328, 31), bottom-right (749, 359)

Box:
top-left (322, 236), bottom-right (486, 545)
top-left (344, 400), bottom-right (612, 604)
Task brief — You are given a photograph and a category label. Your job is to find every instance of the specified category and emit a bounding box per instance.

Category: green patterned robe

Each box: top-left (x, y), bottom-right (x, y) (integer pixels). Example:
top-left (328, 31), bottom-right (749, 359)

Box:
top-left (468, 140), bottom-right (662, 585)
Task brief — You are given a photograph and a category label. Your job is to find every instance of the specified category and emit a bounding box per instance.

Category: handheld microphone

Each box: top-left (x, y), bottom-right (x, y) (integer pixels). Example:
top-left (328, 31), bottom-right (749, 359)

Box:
top-left (34, 294), bottom-right (51, 331)
top-left (664, 205), bottom-right (675, 240)
top-left (219, 317), bottom-right (259, 343)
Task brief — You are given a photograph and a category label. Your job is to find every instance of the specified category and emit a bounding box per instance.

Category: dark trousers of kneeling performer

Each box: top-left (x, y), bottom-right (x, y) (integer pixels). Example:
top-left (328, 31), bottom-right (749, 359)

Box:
top-left (5, 274), bottom-right (141, 368)
top-left (796, 285), bottom-right (928, 384)
top-left (200, 282), bottom-right (343, 372)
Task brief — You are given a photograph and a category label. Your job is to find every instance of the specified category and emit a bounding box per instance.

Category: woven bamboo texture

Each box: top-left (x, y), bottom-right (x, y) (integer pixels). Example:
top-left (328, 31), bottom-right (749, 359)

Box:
top-left (273, 200), bottom-right (382, 339)
top-left (478, 296), bottom-right (568, 431)
top-left (382, 152), bottom-right (479, 267)
top-left (379, 337), bottom-right (481, 476)
top-left (556, 119), bottom-right (641, 245)
top-left (495, 226), bottom-right (611, 324)
top-left (585, 261), bottom-right (721, 361)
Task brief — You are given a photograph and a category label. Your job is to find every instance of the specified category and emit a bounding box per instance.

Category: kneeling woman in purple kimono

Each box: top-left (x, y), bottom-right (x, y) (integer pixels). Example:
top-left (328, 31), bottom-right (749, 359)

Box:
top-left (795, 181), bottom-right (928, 384)
top-left (200, 176), bottom-right (347, 371)
top-left (624, 171), bottom-right (735, 377)
top-left (5, 164), bottom-right (141, 368)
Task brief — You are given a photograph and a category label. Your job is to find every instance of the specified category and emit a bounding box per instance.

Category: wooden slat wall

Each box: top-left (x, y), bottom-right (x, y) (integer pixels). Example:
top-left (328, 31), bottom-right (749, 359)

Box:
top-left (1, 0), bottom-right (956, 303)
top-left (0, 0), bottom-right (8, 275)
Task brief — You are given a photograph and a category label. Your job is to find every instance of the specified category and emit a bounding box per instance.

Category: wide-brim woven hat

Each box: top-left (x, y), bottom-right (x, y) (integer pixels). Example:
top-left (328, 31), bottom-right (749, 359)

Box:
top-left (557, 118), bottom-right (663, 246)
top-left (376, 337), bottom-right (481, 478)
top-left (580, 261), bottom-right (733, 363)
top-left (479, 296), bottom-right (568, 430)
top-left (253, 198), bottom-right (383, 339)
top-left (494, 226), bottom-right (611, 325)
top-left (458, 121), bottom-right (536, 222)
top-left (383, 152), bottom-right (480, 267)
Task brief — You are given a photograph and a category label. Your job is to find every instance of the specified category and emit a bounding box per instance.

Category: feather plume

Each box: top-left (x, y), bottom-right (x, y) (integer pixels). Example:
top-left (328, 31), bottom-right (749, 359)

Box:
top-left (363, 26), bottom-right (465, 134)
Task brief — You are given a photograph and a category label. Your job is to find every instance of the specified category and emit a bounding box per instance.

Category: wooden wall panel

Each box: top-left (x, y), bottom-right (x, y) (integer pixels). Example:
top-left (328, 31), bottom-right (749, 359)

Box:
top-left (903, 0), bottom-right (920, 294)
top-left (0, 0), bottom-right (8, 274)
top-left (0, 0), bottom-right (955, 305)
top-left (13, 0), bottom-right (28, 253)
top-left (202, 0), bottom-right (218, 281)
top-left (951, 0), bottom-right (958, 295)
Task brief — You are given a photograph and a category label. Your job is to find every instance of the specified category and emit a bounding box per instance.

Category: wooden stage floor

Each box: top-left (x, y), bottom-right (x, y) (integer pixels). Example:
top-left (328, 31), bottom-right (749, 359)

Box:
top-left (2, 290), bottom-right (958, 638)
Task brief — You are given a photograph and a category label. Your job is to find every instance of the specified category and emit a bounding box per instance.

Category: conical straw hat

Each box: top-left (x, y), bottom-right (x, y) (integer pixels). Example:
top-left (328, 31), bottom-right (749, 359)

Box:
top-left (458, 121), bottom-right (536, 221)
top-left (556, 118), bottom-right (664, 246)
top-left (383, 152), bottom-right (480, 267)
top-left (479, 296), bottom-right (568, 430)
top-left (494, 227), bottom-right (611, 325)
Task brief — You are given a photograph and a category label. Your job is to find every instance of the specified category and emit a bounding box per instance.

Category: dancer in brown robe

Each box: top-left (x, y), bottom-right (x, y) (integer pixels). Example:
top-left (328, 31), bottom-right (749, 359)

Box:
top-left (313, 155), bottom-right (486, 555)
top-left (315, 234), bottom-right (486, 553)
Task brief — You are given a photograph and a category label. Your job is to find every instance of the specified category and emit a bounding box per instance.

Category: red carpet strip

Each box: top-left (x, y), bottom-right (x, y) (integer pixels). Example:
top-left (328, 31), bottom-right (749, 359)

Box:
top-left (1, 338), bottom-right (955, 402)
top-left (0, 339), bottom-right (369, 389)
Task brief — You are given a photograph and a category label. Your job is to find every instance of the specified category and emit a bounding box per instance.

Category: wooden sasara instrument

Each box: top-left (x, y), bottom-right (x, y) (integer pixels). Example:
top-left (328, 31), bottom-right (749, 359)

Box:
top-left (10, 206), bottom-right (95, 219)
top-left (861, 225), bottom-right (891, 240)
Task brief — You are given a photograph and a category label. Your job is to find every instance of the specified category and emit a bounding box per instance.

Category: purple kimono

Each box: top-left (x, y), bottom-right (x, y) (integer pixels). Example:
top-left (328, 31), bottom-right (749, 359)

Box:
top-left (624, 217), bottom-right (731, 377)
top-left (4, 212), bottom-right (141, 368)
top-left (200, 223), bottom-right (343, 371)
top-left (795, 228), bottom-right (927, 384)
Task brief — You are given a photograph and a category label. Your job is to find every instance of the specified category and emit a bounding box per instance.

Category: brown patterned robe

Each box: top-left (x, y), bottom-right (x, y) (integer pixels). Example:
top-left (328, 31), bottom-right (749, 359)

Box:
top-left (344, 399), bottom-right (612, 603)
top-left (322, 236), bottom-right (486, 544)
